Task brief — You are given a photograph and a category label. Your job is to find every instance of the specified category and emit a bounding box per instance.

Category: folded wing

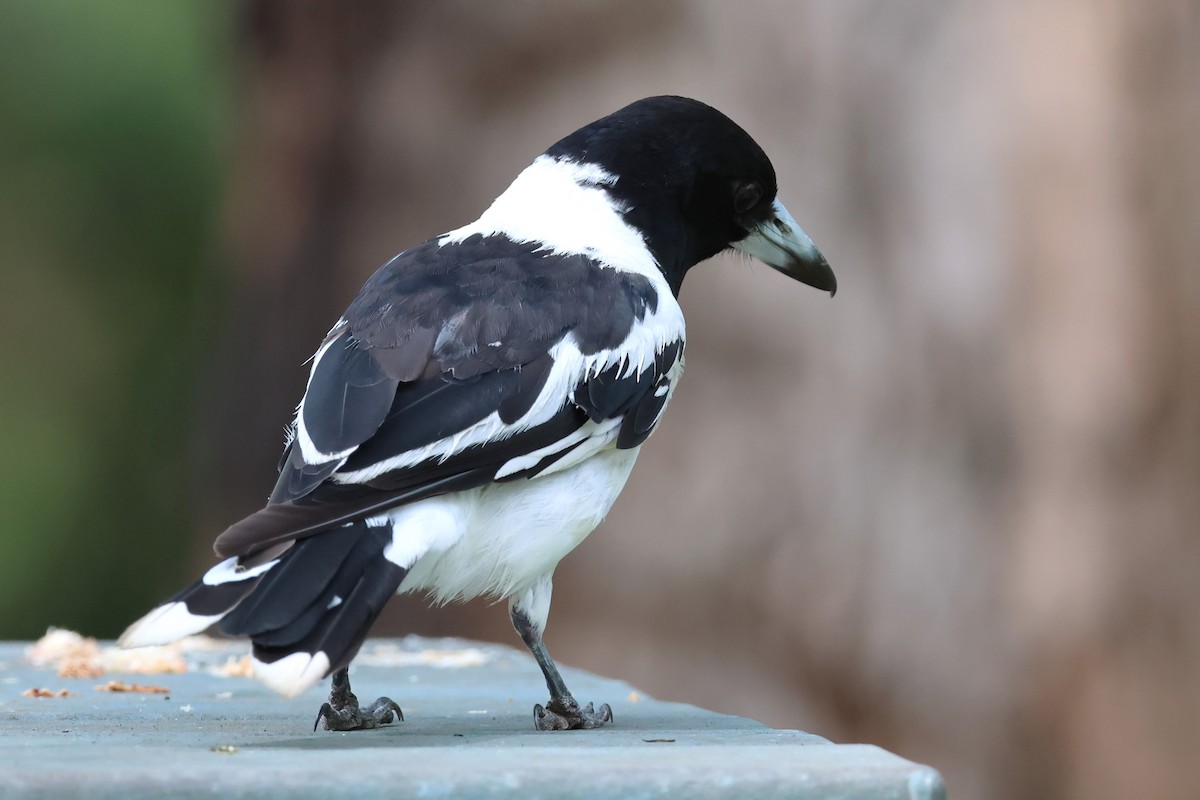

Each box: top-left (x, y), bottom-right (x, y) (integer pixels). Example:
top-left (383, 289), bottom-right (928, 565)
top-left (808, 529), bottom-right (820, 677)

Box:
top-left (214, 234), bottom-right (684, 559)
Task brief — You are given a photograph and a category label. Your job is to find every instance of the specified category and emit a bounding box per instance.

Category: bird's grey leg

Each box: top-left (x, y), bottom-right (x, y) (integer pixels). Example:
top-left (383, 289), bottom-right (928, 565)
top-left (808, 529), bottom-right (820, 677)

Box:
top-left (509, 583), bottom-right (613, 731)
top-left (313, 667), bottom-right (404, 732)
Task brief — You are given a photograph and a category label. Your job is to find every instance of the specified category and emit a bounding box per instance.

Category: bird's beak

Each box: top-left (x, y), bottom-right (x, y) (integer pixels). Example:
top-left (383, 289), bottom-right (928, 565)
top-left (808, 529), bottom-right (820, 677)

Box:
top-left (732, 198), bottom-right (836, 296)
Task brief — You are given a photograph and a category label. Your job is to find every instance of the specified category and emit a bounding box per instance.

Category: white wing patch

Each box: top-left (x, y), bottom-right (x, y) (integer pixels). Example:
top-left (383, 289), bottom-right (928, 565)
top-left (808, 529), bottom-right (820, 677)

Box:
top-left (493, 417), bottom-right (622, 480)
top-left (330, 301), bottom-right (684, 487)
top-left (293, 321), bottom-right (359, 466)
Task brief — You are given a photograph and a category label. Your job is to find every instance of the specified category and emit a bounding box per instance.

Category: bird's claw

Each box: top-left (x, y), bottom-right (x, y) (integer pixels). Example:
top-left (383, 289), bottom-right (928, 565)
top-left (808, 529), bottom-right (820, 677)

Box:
top-left (314, 696), bottom-right (404, 732)
top-left (533, 699), bottom-right (613, 731)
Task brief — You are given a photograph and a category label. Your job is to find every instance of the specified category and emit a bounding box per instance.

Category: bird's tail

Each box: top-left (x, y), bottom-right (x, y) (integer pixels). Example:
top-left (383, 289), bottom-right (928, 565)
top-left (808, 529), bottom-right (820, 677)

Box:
top-left (119, 520), bottom-right (406, 697)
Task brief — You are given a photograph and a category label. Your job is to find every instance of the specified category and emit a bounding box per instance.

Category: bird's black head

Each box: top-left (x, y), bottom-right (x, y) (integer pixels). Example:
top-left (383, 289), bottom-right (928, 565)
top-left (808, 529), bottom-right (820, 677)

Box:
top-left (545, 96), bottom-right (835, 297)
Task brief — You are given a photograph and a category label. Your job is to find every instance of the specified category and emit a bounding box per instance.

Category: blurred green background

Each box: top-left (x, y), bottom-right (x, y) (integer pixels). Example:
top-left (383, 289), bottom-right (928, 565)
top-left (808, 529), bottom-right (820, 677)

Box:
top-left (0, 1), bottom-right (230, 635)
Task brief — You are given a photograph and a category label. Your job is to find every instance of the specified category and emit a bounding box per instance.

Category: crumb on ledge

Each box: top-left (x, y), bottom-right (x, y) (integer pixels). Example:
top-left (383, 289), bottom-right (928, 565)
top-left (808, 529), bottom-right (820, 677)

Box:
top-left (23, 687), bottom-right (74, 698)
top-left (95, 680), bottom-right (171, 694)
top-left (208, 654), bottom-right (255, 678)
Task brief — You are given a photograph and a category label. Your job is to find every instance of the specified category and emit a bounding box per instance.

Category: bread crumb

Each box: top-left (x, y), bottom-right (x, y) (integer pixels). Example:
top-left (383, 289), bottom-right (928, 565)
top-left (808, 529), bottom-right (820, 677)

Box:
top-left (27, 629), bottom-right (99, 668)
top-left (356, 643), bottom-right (490, 669)
top-left (95, 680), bottom-right (171, 694)
top-left (101, 647), bottom-right (186, 675)
top-left (29, 627), bottom-right (188, 677)
top-left (23, 687), bottom-right (74, 698)
top-left (208, 654), bottom-right (255, 678)
top-left (627, 691), bottom-right (641, 703)
top-left (58, 656), bottom-right (106, 679)
top-left (176, 635), bottom-right (231, 652)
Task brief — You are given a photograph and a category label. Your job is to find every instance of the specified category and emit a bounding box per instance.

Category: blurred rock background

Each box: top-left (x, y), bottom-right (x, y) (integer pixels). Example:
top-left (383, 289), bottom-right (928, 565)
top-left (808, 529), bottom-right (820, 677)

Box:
top-left (2, 2), bottom-right (1197, 798)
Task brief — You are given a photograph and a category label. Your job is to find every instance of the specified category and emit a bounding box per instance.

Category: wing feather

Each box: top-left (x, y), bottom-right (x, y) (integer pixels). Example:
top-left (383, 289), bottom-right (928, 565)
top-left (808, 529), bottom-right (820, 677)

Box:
top-left (216, 234), bottom-right (683, 559)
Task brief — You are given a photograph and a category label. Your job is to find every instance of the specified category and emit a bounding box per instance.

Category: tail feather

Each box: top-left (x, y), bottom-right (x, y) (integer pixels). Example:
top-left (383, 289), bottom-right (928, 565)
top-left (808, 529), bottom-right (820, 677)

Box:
top-left (121, 519), bottom-right (405, 698)
top-left (117, 554), bottom-right (278, 648)
top-left (219, 526), bottom-right (362, 637)
top-left (254, 541), bottom-right (403, 664)
top-left (237, 520), bottom-right (406, 697)
top-left (246, 525), bottom-right (389, 648)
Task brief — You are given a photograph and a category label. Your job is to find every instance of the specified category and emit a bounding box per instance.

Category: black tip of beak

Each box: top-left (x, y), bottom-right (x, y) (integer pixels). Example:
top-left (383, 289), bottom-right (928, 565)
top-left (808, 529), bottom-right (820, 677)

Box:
top-left (731, 200), bottom-right (836, 296)
top-left (823, 260), bottom-right (837, 298)
top-left (791, 253), bottom-right (837, 297)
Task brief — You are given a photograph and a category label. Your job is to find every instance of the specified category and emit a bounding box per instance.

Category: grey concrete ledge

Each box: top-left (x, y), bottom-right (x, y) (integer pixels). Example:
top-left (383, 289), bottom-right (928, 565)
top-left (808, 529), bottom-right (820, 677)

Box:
top-left (0, 637), bottom-right (945, 799)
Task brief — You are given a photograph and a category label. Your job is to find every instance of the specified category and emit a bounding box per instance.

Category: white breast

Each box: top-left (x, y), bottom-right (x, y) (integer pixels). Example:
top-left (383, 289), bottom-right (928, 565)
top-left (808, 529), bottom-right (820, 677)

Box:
top-left (382, 446), bottom-right (641, 604)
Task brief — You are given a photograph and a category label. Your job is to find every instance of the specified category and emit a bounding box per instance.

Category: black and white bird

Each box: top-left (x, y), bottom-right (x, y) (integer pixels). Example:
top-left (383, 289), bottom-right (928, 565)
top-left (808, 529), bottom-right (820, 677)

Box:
top-left (120, 96), bottom-right (835, 732)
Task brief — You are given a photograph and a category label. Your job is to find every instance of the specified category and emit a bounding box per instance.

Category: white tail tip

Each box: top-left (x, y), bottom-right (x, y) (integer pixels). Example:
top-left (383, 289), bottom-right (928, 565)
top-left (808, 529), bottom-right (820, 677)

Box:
top-left (251, 651), bottom-right (331, 698)
top-left (118, 602), bottom-right (222, 649)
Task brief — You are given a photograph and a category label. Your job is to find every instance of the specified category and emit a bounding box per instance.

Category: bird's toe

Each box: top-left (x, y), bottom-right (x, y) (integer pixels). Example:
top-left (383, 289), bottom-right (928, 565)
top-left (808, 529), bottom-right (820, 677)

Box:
top-left (532, 698), bottom-right (613, 731)
top-left (315, 696), bottom-right (404, 732)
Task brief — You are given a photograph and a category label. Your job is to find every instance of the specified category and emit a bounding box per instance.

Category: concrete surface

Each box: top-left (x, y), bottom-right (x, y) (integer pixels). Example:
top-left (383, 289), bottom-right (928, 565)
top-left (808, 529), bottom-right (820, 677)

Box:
top-left (0, 637), bottom-right (945, 799)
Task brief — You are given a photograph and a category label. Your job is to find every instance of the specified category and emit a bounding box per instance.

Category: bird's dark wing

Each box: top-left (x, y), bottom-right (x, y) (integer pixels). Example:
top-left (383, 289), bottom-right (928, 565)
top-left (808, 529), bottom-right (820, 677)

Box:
top-left (213, 234), bottom-right (683, 558)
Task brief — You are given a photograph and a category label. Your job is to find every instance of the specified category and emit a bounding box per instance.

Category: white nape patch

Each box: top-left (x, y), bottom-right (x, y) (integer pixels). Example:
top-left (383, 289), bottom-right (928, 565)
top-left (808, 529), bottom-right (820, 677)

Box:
top-left (566, 160), bottom-right (619, 187)
top-left (441, 155), bottom-right (660, 283)
top-left (509, 576), bottom-right (554, 636)
top-left (252, 651), bottom-right (331, 698)
top-left (202, 556), bottom-right (279, 586)
top-left (379, 498), bottom-right (467, 570)
top-left (293, 323), bottom-right (359, 466)
top-left (118, 602), bottom-right (223, 649)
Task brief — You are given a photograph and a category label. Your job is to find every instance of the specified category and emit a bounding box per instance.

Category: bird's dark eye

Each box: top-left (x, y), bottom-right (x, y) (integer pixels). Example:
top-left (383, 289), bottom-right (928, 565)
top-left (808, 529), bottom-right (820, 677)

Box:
top-left (733, 182), bottom-right (762, 215)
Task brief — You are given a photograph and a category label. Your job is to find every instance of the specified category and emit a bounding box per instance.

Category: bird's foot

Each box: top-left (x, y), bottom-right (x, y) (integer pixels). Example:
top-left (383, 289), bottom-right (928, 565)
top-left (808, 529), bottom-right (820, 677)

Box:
top-left (533, 697), bottom-right (613, 731)
top-left (314, 694), bottom-right (404, 732)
